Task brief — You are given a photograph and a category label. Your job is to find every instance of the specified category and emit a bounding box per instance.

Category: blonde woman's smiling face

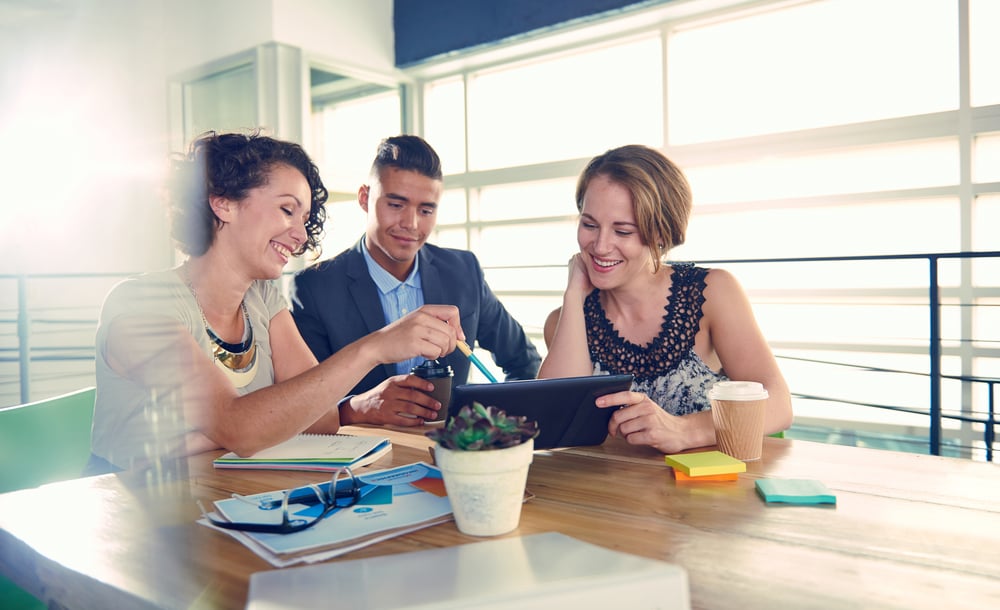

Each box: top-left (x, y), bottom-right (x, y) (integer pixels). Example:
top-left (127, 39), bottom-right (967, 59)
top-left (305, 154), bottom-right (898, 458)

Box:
top-left (577, 174), bottom-right (655, 290)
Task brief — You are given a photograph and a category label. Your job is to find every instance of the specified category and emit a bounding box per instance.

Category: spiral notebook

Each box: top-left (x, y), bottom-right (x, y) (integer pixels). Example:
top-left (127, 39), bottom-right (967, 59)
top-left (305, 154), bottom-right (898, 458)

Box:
top-left (213, 433), bottom-right (391, 472)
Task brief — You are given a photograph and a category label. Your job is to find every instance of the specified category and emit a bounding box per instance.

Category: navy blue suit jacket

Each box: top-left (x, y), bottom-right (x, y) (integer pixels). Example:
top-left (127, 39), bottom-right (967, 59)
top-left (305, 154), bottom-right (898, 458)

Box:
top-left (289, 239), bottom-right (541, 396)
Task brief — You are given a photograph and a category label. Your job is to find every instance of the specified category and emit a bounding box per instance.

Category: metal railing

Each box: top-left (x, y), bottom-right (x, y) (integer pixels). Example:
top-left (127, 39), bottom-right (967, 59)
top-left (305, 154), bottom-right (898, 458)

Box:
top-left (695, 250), bottom-right (1000, 460)
top-left (778, 355), bottom-right (997, 461)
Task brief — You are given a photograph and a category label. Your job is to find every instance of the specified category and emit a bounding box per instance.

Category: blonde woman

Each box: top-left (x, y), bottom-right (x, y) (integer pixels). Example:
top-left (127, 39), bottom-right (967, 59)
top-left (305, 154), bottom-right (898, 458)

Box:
top-left (539, 145), bottom-right (791, 454)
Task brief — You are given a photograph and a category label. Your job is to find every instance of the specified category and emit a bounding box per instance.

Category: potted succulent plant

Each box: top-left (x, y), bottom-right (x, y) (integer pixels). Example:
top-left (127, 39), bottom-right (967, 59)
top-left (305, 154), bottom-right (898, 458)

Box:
top-left (426, 402), bottom-right (539, 536)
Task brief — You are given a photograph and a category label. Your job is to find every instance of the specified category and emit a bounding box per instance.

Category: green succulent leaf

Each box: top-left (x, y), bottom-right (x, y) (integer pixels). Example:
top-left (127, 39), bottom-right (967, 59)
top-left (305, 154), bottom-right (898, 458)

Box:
top-left (426, 402), bottom-right (540, 450)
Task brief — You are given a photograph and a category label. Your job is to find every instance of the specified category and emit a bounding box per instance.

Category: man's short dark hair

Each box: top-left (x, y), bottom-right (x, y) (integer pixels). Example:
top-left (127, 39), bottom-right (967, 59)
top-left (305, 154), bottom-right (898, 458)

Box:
top-left (370, 135), bottom-right (442, 181)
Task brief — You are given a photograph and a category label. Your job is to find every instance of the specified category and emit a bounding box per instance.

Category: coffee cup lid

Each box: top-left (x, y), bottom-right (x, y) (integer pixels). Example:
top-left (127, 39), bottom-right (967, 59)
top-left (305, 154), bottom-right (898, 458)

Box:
top-left (410, 359), bottom-right (453, 378)
top-left (707, 380), bottom-right (768, 401)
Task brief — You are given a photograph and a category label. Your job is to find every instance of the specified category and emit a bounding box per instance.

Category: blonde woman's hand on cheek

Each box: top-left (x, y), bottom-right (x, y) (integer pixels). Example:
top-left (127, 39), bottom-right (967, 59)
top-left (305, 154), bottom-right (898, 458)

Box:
top-left (566, 253), bottom-right (594, 299)
top-left (596, 390), bottom-right (690, 454)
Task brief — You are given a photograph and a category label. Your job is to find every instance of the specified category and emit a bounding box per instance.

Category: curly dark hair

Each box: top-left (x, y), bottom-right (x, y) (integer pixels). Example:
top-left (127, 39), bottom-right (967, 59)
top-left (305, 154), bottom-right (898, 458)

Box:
top-left (168, 130), bottom-right (328, 257)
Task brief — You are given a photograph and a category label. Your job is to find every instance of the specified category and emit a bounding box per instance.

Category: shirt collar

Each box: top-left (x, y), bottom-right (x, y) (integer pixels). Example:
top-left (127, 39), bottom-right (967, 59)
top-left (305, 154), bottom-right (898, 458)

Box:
top-left (361, 235), bottom-right (421, 295)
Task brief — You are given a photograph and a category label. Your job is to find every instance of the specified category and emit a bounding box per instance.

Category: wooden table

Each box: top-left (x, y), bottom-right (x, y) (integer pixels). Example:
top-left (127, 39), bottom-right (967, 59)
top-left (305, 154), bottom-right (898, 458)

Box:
top-left (2, 427), bottom-right (999, 609)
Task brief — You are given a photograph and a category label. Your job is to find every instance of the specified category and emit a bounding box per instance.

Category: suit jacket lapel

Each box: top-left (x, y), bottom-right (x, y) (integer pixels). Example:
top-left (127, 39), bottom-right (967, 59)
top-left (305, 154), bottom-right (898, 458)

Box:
top-left (419, 247), bottom-right (445, 305)
top-left (347, 239), bottom-right (390, 335)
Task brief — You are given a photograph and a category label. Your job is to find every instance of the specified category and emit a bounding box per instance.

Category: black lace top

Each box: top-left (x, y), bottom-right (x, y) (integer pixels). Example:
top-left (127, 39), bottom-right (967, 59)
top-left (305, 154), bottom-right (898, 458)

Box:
top-left (585, 263), bottom-right (727, 415)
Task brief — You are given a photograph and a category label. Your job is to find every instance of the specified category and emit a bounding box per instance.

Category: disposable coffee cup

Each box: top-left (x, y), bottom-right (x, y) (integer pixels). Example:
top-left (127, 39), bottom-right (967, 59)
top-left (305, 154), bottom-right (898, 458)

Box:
top-left (707, 381), bottom-right (769, 462)
top-left (410, 359), bottom-right (454, 422)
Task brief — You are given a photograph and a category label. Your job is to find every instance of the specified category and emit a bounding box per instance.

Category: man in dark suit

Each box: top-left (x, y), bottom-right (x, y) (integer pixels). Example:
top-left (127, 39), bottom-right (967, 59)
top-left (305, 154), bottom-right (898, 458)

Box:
top-left (289, 135), bottom-right (540, 426)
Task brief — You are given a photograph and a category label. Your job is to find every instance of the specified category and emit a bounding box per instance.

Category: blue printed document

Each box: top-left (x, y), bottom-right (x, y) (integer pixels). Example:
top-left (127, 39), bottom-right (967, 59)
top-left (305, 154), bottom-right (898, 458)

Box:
top-left (200, 462), bottom-right (453, 567)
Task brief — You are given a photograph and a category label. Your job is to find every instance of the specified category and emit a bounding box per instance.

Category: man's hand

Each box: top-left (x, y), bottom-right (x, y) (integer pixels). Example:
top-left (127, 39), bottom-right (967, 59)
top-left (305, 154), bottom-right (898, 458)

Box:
top-left (341, 374), bottom-right (443, 427)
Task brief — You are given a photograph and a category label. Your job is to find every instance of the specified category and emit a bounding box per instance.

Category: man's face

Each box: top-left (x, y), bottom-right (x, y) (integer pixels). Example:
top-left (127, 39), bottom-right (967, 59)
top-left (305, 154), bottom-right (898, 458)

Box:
top-left (360, 166), bottom-right (443, 281)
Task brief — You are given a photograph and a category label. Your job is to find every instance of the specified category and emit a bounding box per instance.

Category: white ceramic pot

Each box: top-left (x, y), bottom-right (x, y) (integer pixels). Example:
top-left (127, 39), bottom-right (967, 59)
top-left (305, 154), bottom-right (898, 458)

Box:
top-left (434, 438), bottom-right (534, 537)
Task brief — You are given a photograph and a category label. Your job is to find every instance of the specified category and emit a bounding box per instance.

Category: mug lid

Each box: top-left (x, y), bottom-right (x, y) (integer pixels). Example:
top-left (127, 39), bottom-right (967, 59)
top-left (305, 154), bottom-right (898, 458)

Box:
top-left (707, 380), bottom-right (768, 401)
top-left (410, 359), bottom-right (454, 377)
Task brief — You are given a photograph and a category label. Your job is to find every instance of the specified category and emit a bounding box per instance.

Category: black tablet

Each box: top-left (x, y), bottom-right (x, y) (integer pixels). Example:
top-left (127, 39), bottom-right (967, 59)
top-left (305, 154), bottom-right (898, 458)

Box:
top-left (446, 374), bottom-right (635, 449)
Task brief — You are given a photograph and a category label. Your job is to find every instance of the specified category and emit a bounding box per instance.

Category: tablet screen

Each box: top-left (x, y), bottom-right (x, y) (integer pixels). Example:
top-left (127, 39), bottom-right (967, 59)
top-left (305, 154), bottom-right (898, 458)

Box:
top-left (447, 374), bottom-right (635, 449)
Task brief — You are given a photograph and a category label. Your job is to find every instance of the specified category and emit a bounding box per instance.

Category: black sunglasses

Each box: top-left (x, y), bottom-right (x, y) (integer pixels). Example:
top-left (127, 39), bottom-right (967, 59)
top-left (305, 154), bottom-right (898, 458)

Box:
top-left (200, 468), bottom-right (361, 535)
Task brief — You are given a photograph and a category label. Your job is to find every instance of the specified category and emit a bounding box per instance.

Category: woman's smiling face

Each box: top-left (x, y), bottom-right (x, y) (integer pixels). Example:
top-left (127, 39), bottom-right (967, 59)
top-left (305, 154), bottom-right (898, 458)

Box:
top-left (221, 163), bottom-right (311, 280)
top-left (577, 174), bottom-right (656, 291)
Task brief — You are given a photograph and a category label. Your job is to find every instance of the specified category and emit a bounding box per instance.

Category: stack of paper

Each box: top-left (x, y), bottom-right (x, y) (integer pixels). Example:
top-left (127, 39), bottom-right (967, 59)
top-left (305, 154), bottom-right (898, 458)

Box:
top-left (246, 532), bottom-right (691, 610)
top-left (213, 433), bottom-right (391, 472)
top-left (664, 450), bottom-right (746, 482)
top-left (199, 462), bottom-right (453, 566)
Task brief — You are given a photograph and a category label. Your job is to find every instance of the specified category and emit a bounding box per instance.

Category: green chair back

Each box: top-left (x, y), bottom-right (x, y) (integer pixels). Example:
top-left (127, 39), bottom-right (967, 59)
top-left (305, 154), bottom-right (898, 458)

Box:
top-left (0, 387), bottom-right (95, 609)
top-left (0, 386), bottom-right (96, 494)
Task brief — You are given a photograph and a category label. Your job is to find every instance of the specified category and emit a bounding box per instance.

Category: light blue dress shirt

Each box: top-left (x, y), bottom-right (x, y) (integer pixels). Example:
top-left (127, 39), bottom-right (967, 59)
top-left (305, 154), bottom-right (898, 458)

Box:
top-left (361, 236), bottom-right (426, 376)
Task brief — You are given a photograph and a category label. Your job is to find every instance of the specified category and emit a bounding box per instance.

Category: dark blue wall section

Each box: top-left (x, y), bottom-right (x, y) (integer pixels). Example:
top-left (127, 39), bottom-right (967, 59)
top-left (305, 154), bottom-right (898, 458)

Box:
top-left (394, 0), bottom-right (669, 67)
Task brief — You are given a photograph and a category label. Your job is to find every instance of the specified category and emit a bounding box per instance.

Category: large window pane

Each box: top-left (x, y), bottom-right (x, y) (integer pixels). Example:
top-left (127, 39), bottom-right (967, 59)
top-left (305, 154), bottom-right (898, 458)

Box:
top-left (679, 197), bottom-right (960, 260)
top-left (434, 189), bottom-right (469, 226)
top-left (974, 300), bottom-right (999, 351)
top-left (974, 300), bottom-right (999, 372)
top-left (767, 300), bottom-right (933, 347)
top-left (484, 266), bottom-right (568, 292)
top-left (698, 259), bottom-right (937, 293)
top-left (424, 78), bottom-right (466, 175)
top-left (494, 296), bottom-right (552, 338)
top-left (970, 0), bottom-right (1000, 107)
top-left (311, 90), bottom-right (400, 194)
top-left (315, 197), bottom-right (365, 262)
top-left (781, 350), bottom-right (937, 427)
top-left (466, 36), bottom-right (662, 170)
top-left (973, 132), bottom-right (1000, 184)
top-left (475, 222), bottom-right (578, 268)
top-left (432, 228), bottom-right (469, 251)
top-left (475, 179), bottom-right (576, 221)
top-left (972, 195), bottom-right (1000, 285)
top-left (973, 195), bottom-right (999, 250)
top-left (668, 0), bottom-right (957, 144)
top-left (684, 138), bottom-right (958, 204)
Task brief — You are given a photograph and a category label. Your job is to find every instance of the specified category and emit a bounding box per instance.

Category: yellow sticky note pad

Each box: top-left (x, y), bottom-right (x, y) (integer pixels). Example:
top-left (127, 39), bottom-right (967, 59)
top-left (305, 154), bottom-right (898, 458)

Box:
top-left (672, 469), bottom-right (739, 482)
top-left (664, 451), bottom-right (747, 476)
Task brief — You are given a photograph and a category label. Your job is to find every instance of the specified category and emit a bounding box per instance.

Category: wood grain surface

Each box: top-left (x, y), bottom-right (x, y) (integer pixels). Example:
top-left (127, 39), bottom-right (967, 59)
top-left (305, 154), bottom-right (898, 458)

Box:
top-left (2, 427), bottom-right (998, 609)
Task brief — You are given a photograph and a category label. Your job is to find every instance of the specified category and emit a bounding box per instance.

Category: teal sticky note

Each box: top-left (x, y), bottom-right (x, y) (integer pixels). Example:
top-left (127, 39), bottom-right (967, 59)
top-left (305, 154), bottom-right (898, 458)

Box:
top-left (755, 479), bottom-right (836, 505)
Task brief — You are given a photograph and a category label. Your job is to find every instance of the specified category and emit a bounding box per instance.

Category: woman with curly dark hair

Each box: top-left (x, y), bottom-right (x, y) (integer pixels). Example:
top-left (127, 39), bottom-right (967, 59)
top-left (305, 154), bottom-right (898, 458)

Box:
top-left (89, 131), bottom-right (463, 473)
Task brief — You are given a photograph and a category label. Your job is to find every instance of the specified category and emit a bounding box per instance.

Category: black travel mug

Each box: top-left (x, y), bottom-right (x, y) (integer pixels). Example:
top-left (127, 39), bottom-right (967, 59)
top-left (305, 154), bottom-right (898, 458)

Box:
top-left (410, 359), bottom-right (454, 422)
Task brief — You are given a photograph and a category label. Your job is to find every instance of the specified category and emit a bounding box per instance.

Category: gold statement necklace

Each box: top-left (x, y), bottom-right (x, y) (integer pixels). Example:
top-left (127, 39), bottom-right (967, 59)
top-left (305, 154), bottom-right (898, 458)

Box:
top-left (184, 269), bottom-right (259, 388)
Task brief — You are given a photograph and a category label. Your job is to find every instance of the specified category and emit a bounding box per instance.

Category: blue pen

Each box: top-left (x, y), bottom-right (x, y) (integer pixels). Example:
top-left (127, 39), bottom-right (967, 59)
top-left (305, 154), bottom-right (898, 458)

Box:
top-left (456, 340), bottom-right (498, 383)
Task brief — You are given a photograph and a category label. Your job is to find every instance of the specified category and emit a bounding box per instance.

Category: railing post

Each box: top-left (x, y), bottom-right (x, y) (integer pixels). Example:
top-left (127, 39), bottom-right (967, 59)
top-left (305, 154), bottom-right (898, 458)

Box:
top-left (987, 383), bottom-right (995, 462)
top-left (928, 257), bottom-right (941, 456)
top-left (17, 275), bottom-right (31, 404)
